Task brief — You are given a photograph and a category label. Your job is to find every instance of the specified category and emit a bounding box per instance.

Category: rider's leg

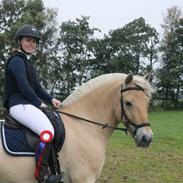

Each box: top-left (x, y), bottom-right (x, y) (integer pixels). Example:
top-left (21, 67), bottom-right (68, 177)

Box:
top-left (9, 104), bottom-right (54, 136)
top-left (34, 131), bottom-right (63, 183)
top-left (9, 104), bottom-right (64, 183)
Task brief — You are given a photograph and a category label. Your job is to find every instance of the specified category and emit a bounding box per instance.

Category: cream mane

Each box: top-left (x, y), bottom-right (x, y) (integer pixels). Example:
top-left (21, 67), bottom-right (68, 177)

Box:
top-left (62, 73), bottom-right (153, 106)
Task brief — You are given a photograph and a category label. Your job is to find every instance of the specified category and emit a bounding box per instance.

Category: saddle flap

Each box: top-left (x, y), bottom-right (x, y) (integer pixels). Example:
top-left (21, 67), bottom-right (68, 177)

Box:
top-left (40, 108), bottom-right (65, 152)
top-left (3, 111), bottom-right (22, 128)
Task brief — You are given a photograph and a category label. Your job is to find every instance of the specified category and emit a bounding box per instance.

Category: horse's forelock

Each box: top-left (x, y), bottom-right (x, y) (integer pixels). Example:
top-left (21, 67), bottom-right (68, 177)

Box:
top-left (133, 75), bottom-right (153, 98)
top-left (62, 73), bottom-right (152, 106)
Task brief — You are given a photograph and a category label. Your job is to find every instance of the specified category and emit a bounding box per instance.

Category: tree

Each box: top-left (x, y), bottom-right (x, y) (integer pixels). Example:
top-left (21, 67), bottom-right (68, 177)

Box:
top-left (57, 16), bottom-right (98, 98)
top-left (91, 17), bottom-right (159, 76)
top-left (156, 6), bottom-right (183, 106)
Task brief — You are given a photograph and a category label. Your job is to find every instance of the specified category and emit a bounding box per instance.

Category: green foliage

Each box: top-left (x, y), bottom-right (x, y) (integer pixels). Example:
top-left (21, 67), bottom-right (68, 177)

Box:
top-left (0, 0), bottom-right (25, 102)
top-left (91, 17), bottom-right (159, 77)
top-left (57, 16), bottom-right (99, 98)
top-left (155, 6), bottom-right (183, 103)
top-left (175, 18), bottom-right (183, 45)
top-left (150, 99), bottom-right (183, 111)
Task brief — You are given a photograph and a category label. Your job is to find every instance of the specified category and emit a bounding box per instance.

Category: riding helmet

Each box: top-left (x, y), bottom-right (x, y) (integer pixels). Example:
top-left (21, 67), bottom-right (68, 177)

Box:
top-left (15, 24), bottom-right (41, 42)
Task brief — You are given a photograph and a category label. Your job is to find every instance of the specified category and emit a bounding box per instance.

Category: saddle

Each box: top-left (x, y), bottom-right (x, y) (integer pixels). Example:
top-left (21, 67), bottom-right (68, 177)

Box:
top-left (1, 108), bottom-right (65, 156)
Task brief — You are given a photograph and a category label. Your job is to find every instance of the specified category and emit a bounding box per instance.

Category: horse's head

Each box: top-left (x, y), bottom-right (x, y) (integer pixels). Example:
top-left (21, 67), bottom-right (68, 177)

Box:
top-left (62, 72), bottom-right (153, 147)
top-left (120, 73), bottom-right (153, 148)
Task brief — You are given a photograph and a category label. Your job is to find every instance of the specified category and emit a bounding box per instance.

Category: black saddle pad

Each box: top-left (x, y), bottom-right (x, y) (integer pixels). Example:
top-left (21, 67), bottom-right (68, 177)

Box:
top-left (1, 109), bottom-right (65, 156)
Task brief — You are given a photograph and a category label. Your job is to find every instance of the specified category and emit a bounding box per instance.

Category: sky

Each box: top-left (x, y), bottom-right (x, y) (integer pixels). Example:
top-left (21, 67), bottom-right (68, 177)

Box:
top-left (43, 0), bottom-right (183, 37)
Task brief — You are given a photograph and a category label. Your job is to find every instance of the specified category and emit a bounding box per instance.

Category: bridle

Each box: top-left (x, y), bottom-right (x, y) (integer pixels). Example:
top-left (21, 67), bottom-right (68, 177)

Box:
top-left (120, 84), bottom-right (151, 137)
top-left (57, 84), bottom-right (151, 136)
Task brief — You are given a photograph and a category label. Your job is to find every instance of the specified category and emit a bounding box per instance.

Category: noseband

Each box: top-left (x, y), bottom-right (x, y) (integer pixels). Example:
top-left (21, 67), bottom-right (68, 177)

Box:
top-left (120, 84), bottom-right (151, 137)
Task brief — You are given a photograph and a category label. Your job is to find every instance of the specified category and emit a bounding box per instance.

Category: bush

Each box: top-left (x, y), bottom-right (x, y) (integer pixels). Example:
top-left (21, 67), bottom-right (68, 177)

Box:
top-left (150, 100), bottom-right (183, 111)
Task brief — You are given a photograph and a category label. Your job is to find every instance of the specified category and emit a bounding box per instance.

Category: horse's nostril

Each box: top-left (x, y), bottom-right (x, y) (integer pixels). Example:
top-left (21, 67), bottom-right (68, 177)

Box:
top-left (141, 135), bottom-right (151, 144)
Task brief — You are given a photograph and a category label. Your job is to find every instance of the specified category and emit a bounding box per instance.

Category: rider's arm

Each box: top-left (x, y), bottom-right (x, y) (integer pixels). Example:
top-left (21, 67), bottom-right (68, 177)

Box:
top-left (35, 76), bottom-right (53, 104)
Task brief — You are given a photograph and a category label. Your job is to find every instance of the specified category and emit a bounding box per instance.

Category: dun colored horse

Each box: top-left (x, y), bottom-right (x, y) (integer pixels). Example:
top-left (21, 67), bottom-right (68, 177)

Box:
top-left (0, 73), bottom-right (153, 183)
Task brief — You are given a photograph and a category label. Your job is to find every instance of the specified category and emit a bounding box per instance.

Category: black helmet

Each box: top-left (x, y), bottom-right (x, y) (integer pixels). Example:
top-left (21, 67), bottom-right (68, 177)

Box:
top-left (15, 24), bottom-right (41, 42)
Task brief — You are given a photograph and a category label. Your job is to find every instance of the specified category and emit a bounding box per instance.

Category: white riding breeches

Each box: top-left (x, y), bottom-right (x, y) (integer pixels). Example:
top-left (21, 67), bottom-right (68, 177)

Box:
top-left (9, 104), bottom-right (54, 137)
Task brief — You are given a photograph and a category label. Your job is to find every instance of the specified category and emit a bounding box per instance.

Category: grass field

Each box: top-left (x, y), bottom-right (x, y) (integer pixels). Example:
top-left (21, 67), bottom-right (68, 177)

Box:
top-left (96, 110), bottom-right (183, 183)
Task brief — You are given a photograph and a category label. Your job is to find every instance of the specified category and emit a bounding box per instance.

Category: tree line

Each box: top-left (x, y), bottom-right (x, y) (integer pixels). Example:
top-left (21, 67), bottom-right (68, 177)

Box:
top-left (0, 0), bottom-right (183, 110)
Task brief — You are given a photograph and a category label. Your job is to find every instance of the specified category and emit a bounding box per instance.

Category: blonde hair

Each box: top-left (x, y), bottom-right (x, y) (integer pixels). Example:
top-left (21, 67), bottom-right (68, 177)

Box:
top-left (11, 48), bottom-right (20, 55)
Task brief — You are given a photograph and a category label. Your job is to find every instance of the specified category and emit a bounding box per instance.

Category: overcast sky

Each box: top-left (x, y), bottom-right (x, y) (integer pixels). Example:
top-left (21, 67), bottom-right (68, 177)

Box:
top-left (43, 0), bottom-right (183, 36)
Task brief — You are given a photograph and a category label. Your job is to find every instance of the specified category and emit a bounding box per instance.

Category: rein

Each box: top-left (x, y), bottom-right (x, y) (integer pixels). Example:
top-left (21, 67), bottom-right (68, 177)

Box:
top-left (57, 110), bottom-right (127, 133)
top-left (56, 84), bottom-right (150, 136)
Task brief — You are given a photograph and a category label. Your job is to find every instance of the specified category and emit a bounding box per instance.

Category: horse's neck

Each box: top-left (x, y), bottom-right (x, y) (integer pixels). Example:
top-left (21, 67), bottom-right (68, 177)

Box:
top-left (65, 82), bottom-right (121, 141)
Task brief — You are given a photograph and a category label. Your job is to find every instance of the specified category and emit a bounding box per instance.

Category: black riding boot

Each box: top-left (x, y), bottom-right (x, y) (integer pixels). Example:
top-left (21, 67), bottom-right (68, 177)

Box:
top-left (35, 142), bottom-right (64, 183)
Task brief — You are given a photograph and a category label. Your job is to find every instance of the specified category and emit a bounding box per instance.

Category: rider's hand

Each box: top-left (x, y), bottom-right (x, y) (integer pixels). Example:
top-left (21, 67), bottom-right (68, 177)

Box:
top-left (40, 102), bottom-right (47, 108)
top-left (52, 98), bottom-right (62, 108)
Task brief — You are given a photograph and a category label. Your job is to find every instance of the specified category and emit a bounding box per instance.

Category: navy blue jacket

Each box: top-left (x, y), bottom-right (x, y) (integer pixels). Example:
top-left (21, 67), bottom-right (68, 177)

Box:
top-left (4, 51), bottom-right (52, 109)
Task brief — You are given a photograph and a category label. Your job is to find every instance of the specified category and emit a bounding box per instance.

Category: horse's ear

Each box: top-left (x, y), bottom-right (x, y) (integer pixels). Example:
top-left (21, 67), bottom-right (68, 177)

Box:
top-left (144, 72), bottom-right (152, 82)
top-left (125, 73), bottom-right (133, 85)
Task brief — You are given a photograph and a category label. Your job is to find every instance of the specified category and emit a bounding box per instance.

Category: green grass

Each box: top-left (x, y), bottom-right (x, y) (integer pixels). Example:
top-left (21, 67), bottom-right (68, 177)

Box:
top-left (96, 111), bottom-right (183, 183)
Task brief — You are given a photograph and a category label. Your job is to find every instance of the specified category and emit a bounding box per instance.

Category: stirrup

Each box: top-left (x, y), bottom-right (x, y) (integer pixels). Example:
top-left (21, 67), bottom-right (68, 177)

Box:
top-left (39, 172), bottom-right (64, 183)
top-left (59, 172), bottom-right (64, 182)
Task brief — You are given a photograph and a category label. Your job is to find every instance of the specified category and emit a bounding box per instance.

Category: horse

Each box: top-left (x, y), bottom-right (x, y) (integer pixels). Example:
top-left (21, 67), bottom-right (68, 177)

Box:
top-left (0, 73), bottom-right (153, 183)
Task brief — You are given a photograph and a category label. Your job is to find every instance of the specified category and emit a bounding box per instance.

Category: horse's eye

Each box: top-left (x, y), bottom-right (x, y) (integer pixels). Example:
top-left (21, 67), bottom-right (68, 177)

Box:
top-left (125, 101), bottom-right (132, 107)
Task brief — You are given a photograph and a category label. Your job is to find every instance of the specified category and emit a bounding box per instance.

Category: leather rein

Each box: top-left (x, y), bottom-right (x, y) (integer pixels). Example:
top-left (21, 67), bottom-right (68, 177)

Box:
top-left (57, 110), bottom-right (127, 132)
top-left (57, 84), bottom-right (150, 135)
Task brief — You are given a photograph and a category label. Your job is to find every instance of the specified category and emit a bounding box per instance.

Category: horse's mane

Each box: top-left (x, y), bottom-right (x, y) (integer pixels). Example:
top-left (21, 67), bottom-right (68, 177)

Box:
top-left (62, 73), bottom-right (153, 106)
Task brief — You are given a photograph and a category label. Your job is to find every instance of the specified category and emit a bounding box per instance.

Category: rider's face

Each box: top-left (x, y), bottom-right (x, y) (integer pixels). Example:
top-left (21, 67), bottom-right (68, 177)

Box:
top-left (20, 37), bottom-right (37, 54)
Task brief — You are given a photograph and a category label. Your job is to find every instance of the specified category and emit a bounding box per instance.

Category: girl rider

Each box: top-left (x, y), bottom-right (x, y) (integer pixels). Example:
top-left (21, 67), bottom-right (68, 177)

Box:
top-left (4, 24), bottom-right (64, 183)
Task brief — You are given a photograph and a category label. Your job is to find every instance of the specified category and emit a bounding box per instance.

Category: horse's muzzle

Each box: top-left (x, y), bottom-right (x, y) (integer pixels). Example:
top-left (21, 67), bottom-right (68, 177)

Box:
top-left (135, 127), bottom-right (153, 148)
